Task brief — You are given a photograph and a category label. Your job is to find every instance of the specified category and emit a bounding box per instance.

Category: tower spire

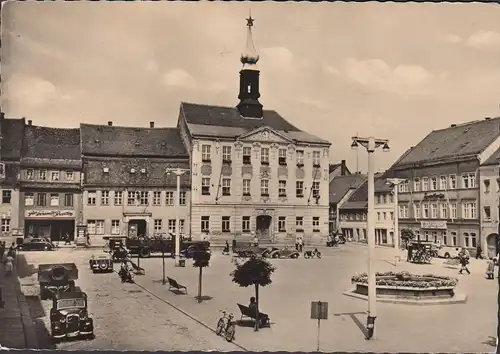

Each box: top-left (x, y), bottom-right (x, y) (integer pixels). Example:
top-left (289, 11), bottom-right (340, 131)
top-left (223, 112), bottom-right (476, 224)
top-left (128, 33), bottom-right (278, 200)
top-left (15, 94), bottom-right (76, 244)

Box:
top-left (237, 11), bottom-right (263, 119)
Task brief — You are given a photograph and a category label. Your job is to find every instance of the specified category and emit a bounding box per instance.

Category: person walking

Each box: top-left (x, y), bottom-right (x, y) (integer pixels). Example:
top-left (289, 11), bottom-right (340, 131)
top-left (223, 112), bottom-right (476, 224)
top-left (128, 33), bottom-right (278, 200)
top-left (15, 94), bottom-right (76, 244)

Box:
top-left (458, 248), bottom-right (471, 275)
top-left (476, 245), bottom-right (483, 259)
top-left (4, 254), bottom-right (14, 276)
top-left (486, 258), bottom-right (496, 279)
top-left (295, 235), bottom-right (300, 251)
top-left (253, 234), bottom-right (259, 248)
top-left (0, 241), bottom-right (5, 263)
top-left (298, 237), bottom-right (304, 252)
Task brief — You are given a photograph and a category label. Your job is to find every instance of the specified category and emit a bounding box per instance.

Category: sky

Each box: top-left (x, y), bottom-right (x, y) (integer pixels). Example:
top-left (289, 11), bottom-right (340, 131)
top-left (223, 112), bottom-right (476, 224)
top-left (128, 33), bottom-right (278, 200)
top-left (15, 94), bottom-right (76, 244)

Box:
top-left (2, 2), bottom-right (500, 172)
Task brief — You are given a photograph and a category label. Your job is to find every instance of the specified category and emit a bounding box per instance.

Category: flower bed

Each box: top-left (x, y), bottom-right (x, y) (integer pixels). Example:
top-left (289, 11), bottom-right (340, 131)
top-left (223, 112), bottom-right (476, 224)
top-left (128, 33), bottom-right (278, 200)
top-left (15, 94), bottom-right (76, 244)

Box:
top-left (351, 271), bottom-right (458, 300)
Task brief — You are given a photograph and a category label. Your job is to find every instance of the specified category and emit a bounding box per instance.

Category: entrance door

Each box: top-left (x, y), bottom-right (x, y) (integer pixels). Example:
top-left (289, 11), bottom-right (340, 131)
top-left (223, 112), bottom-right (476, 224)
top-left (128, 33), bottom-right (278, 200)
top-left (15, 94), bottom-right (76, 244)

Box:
top-left (487, 233), bottom-right (498, 259)
top-left (129, 219), bottom-right (147, 237)
top-left (256, 215), bottom-right (272, 239)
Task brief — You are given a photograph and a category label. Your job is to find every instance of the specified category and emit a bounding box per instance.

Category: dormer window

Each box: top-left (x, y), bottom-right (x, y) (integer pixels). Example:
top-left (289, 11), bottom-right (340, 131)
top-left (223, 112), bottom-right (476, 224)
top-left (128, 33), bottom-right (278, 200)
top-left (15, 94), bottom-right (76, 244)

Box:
top-left (140, 168), bottom-right (146, 174)
top-left (130, 168), bottom-right (136, 174)
top-left (103, 167), bottom-right (109, 173)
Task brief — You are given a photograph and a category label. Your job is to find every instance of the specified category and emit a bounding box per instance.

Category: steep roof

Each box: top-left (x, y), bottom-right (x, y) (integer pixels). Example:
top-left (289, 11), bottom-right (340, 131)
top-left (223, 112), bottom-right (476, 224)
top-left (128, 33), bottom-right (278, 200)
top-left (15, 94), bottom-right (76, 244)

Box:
top-left (482, 146), bottom-right (500, 166)
top-left (329, 163), bottom-right (341, 173)
top-left (22, 125), bottom-right (81, 161)
top-left (80, 124), bottom-right (188, 158)
top-left (329, 174), bottom-right (366, 204)
top-left (180, 102), bottom-right (330, 145)
top-left (84, 158), bottom-right (190, 188)
top-left (393, 118), bottom-right (500, 167)
top-left (344, 177), bottom-right (393, 206)
top-left (1, 118), bottom-right (25, 160)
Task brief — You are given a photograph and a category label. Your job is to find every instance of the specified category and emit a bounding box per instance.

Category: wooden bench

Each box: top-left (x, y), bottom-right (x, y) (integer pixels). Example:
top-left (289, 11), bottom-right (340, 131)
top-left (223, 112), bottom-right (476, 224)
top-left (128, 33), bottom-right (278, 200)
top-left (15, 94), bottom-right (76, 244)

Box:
top-left (167, 277), bottom-right (188, 294)
top-left (237, 303), bottom-right (270, 327)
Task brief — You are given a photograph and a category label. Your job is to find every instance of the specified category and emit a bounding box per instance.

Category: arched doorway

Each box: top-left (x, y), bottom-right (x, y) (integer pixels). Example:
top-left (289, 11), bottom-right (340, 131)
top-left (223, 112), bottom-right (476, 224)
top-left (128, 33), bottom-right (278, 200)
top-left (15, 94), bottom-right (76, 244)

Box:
top-left (486, 233), bottom-right (498, 259)
top-left (256, 215), bottom-right (272, 239)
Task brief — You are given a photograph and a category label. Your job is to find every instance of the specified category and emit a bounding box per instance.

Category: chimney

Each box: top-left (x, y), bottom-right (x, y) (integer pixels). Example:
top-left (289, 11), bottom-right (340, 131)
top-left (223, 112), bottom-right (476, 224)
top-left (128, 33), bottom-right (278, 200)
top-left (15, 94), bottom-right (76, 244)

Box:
top-left (108, 121), bottom-right (113, 126)
top-left (149, 121), bottom-right (154, 128)
top-left (0, 112), bottom-right (4, 120)
top-left (485, 117), bottom-right (491, 120)
top-left (27, 120), bottom-right (32, 126)
top-left (450, 124), bottom-right (456, 127)
top-left (341, 160), bottom-right (347, 176)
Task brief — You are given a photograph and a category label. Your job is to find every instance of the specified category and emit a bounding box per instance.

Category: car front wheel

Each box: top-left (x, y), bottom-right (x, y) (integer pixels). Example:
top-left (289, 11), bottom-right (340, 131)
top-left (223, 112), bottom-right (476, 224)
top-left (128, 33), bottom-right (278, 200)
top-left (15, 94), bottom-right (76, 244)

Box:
top-left (444, 253), bottom-right (450, 259)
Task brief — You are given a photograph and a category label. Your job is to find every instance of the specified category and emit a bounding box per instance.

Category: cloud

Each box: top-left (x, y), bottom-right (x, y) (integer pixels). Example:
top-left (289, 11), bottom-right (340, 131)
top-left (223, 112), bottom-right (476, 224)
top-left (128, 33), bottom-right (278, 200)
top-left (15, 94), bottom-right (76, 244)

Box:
top-left (442, 34), bottom-right (462, 44)
top-left (341, 58), bottom-right (436, 95)
top-left (4, 74), bottom-right (57, 106)
top-left (322, 65), bottom-right (340, 75)
top-left (465, 30), bottom-right (500, 49)
top-left (161, 69), bottom-right (196, 89)
top-left (260, 46), bottom-right (299, 72)
top-left (144, 60), bottom-right (159, 74)
top-left (7, 33), bottom-right (66, 60)
top-left (298, 97), bottom-right (328, 111)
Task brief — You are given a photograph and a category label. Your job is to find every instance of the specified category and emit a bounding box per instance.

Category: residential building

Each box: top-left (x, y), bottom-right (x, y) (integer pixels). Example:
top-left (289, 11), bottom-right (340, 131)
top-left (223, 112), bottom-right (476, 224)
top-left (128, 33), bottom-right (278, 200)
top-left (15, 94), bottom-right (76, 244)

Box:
top-left (387, 117), bottom-right (500, 252)
top-left (176, 18), bottom-right (331, 245)
top-left (337, 176), bottom-right (394, 245)
top-left (0, 115), bottom-right (23, 242)
top-left (478, 148), bottom-right (500, 259)
top-left (80, 121), bottom-right (190, 245)
top-left (19, 122), bottom-right (82, 241)
top-left (329, 173), bottom-right (366, 233)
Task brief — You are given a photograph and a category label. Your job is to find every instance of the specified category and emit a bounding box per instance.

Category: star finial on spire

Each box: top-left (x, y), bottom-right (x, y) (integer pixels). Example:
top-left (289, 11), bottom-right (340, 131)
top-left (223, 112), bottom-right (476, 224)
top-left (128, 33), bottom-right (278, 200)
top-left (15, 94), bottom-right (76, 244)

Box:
top-left (246, 9), bottom-right (254, 27)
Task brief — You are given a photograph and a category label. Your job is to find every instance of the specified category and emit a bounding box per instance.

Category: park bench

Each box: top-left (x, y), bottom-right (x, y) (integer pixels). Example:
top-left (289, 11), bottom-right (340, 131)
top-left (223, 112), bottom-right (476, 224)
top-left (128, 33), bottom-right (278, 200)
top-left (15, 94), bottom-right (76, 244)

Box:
top-left (237, 303), bottom-right (270, 327)
top-left (167, 277), bottom-right (188, 294)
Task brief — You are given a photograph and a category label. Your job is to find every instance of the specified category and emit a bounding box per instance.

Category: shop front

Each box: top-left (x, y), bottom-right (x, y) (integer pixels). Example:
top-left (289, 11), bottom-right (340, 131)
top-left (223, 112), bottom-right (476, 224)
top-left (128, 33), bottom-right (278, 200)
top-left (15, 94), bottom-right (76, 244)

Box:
top-left (24, 209), bottom-right (76, 241)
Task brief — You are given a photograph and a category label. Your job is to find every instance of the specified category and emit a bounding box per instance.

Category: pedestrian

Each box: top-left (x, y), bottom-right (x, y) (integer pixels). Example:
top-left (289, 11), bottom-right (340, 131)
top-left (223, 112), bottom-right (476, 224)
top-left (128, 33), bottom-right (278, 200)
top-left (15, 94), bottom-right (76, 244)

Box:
top-left (253, 235), bottom-right (259, 248)
top-left (6, 244), bottom-right (15, 259)
top-left (486, 258), bottom-right (496, 279)
top-left (295, 235), bottom-right (300, 251)
top-left (0, 241), bottom-right (5, 263)
top-left (4, 254), bottom-right (14, 277)
top-left (334, 234), bottom-right (339, 247)
top-left (64, 232), bottom-right (71, 245)
top-left (298, 237), bottom-right (304, 252)
top-left (476, 245), bottom-right (483, 259)
top-left (458, 248), bottom-right (471, 275)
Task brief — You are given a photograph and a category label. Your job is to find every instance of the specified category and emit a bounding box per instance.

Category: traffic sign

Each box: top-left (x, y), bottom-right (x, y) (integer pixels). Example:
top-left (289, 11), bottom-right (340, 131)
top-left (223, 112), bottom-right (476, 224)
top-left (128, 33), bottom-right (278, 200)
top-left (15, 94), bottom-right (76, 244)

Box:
top-left (310, 301), bottom-right (328, 320)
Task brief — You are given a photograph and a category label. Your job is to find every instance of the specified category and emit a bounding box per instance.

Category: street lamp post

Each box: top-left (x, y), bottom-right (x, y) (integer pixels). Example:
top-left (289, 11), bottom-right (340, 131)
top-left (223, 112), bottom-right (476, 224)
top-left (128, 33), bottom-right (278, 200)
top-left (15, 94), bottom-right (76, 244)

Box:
top-left (351, 136), bottom-right (390, 340)
top-left (386, 178), bottom-right (406, 250)
top-left (166, 167), bottom-right (189, 267)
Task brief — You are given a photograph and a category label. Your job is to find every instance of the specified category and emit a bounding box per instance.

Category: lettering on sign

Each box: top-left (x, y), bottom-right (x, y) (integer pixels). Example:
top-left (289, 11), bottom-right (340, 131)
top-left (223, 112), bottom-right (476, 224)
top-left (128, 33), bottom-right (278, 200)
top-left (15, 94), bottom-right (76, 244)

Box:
top-left (26, 210), bottom-right (75, 218)
top-left (420, 220), bottom-right (447, 230)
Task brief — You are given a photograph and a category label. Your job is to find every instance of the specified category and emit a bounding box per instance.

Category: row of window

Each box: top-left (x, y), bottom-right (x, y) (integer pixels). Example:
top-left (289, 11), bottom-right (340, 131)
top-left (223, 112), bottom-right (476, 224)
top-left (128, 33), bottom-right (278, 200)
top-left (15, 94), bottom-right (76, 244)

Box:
top-left (86, 190), bottom-right (187, 207)
top-left (201, 145), bottom-right (322, 167)
top-left (375, 194), bottom-right (394, 205)
top-left (86, 219), bottom-right (186, 235)
top-left (201, 178), bottom-right (320, 198)
top-left (413, 230), bottom-right (477, 248)
top-left (24, 169), bottom-right (75, 182)
top-left (25, 193), bottom-right (74, 207)
top-left (200, 216), bottom-right (322, 233)
top-left (398, 173), bottom-right (476, 193)
top-left (398, 201), bottom-right (477, 220)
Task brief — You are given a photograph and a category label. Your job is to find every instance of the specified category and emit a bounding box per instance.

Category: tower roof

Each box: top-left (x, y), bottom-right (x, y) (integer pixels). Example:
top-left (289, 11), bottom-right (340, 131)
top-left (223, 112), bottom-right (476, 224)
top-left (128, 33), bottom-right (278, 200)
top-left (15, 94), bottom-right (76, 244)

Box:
top-left (240, 14), bottom-right (259, 70)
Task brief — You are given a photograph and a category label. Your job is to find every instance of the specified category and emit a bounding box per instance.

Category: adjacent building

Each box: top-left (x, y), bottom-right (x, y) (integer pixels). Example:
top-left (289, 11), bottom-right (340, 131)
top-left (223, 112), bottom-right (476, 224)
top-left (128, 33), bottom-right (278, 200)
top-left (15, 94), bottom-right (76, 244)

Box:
top-left (80, 121), bottom-right (191, 245)
top-left (329, 160), bottom-right (351, 182)
top-left (328, 173), bottom-right (366, 233)
top-left (19, 122), bottom-right (82, 241)
top-left (176, 18), bottom-right (331, 245)
top-left (387, 118), bottom-right (500, 253)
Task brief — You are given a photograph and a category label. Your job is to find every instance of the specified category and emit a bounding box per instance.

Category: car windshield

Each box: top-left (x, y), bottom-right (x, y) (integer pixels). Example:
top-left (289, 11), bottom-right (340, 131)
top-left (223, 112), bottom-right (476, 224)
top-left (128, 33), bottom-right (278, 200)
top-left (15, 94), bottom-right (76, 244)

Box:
top-left (57, 298), bottom-right (85, 310)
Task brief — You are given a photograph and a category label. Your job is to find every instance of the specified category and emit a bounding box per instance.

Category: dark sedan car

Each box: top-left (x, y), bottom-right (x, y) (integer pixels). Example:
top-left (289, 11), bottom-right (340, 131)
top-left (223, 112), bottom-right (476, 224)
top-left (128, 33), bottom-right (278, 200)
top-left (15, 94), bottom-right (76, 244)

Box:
top-left (17, 238), bottom-right (55, 251)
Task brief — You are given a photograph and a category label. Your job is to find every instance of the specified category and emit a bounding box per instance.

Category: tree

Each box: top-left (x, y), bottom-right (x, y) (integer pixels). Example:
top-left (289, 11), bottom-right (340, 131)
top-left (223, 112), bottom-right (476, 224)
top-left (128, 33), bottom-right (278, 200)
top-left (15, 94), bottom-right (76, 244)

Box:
top-left (193, 249), bottom-right (211, 303)
top-left (230, 255), bottom-right (276, 331)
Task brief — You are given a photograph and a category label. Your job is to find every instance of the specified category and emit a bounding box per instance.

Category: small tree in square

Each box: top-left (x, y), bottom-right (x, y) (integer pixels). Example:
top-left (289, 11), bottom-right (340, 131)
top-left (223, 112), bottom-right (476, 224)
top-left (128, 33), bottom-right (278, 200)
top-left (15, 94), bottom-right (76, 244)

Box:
top-left (230, 255), bottom-right (276, 331)
top-left (193, 249), bottom-right (211, 303)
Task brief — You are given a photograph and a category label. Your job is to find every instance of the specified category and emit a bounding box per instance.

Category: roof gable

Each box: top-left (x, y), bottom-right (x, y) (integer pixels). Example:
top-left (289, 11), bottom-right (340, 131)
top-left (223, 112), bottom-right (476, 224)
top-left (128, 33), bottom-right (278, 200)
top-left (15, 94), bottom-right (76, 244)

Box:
top-left (238, 126), bottom-right (293, 144)
top-left (394, 118), bottom-right (500, 167)
top-left (80, 124), bottom-right (188, 157)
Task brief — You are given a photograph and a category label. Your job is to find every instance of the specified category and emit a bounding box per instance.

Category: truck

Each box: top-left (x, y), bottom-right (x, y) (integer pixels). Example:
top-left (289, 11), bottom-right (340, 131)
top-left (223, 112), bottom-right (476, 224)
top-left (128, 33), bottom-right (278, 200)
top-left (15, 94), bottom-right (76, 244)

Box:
top-left (107, 233), bottom-right (210, 258)
top-left (38, 263), bottom-right (78, 300)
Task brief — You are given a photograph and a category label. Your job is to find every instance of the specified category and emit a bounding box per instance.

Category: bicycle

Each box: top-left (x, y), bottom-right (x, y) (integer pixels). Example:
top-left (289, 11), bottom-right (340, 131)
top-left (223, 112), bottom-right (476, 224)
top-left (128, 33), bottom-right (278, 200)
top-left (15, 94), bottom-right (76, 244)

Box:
top-left (215, 310), bottom-right (236, 342)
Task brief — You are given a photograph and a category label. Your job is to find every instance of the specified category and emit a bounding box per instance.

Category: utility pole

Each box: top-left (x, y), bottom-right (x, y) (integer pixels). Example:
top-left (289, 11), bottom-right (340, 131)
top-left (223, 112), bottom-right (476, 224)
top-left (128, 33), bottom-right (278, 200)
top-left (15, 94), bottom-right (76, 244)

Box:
top-left (351, 136), bottom-right (390, 340)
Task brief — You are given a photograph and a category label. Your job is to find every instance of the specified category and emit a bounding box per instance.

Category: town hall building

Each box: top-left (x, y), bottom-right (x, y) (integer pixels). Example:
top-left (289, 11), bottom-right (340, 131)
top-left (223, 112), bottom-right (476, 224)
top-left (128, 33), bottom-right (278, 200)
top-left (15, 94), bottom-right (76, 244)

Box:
top-left (176, 17), bottom-right (332, 245)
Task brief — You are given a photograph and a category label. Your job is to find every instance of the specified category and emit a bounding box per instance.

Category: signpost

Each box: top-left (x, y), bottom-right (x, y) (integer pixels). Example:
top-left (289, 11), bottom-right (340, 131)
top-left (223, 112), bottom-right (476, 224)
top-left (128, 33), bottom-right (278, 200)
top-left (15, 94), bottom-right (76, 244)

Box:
top-left (310, 301), bottom-right (328, 352)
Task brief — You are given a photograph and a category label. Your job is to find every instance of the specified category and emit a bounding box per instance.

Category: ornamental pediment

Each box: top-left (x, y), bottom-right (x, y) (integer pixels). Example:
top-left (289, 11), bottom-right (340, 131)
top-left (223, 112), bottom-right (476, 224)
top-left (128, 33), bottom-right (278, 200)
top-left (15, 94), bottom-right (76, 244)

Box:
top-left (237, 126), bottom-right (293, 144)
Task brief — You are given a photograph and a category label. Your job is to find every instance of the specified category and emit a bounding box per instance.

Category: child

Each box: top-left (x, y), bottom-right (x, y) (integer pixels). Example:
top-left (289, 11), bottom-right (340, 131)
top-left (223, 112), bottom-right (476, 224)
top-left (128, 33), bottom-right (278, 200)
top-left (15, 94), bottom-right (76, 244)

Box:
top-left (486, 258), bottom-right (497, 280)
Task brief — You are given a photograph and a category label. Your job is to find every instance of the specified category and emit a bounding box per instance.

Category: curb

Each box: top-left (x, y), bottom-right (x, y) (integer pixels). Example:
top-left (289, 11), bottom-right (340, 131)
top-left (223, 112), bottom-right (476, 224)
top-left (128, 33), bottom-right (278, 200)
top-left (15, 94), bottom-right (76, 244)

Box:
top-left (16, 293), bottom-right (38, 348)
top-left (342, 289), bottom-right (468, 306)
top-left (132, 279), bottom-right (248, 351)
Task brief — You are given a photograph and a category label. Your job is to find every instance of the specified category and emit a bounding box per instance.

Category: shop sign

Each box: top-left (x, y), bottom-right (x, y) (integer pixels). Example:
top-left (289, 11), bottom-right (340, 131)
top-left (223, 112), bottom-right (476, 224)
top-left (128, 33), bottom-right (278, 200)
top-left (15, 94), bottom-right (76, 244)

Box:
top-left (25, 210), bottom-right (75, 218)
top-left (420, 220), bottom-right (447, 230)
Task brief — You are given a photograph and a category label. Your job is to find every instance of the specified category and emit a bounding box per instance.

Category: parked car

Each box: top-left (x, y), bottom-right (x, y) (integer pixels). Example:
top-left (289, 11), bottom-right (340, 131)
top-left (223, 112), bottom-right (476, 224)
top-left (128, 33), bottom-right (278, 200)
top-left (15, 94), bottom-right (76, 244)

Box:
top-left (437, 246), bottom-right (461, 259)
top-left (50, 291), bottom-right (94, 341)
top-left (17, 238), bottom-right (55, 251)
top-left (180, 244), bottom-right (211, 259)
top-left (269, 247), bottom-right (300, 259)
top-left (89, 254), bottom-right (113, 273)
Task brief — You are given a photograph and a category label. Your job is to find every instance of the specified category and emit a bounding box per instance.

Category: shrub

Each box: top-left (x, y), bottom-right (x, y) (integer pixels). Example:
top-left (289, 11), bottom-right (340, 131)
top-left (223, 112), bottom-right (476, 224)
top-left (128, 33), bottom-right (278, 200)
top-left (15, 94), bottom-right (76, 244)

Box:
top-left (351, 271), bottom-right (458, 288)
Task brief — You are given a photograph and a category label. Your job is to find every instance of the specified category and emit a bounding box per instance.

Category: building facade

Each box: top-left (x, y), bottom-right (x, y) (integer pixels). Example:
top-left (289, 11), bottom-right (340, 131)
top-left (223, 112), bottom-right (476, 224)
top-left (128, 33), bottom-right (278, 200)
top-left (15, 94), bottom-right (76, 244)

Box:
top-left (388, 118), bottom-right (500, 252)
top-left (329, 173), bottom-right (365, 233)
top-left (176, 18), bottom-right (331, 245)
top-left (80, 122), bottom-right (191, 245)
top-left (19, 123), bottom-right (83, 241)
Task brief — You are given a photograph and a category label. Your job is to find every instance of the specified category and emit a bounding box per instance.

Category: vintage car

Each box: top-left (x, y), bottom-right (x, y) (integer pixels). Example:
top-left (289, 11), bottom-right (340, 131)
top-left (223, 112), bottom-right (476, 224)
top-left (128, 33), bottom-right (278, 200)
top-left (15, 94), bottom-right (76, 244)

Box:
top-left (268, 247), bottom-right (300, 259)
top-left (180, 243), bottom-right (212, 259)
top-left (89, 254), bottom-right (113, 273)
top-left (50, 291), bottom-right (94, 341)
top-left (38, 263), bottom-right (78, 300)
top-left (17, 238), bottom-right (55, 251)
top-left (437, 246), bottom-right (461, 259)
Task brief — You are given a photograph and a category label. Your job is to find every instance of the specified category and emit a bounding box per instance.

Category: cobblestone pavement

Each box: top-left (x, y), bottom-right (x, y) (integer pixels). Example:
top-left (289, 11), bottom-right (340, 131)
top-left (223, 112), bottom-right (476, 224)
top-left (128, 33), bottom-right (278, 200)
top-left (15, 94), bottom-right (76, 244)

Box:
top-left (18, 249), bottom-right (241, 351)
top-left (125, 244), bottom-right (497, 352)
